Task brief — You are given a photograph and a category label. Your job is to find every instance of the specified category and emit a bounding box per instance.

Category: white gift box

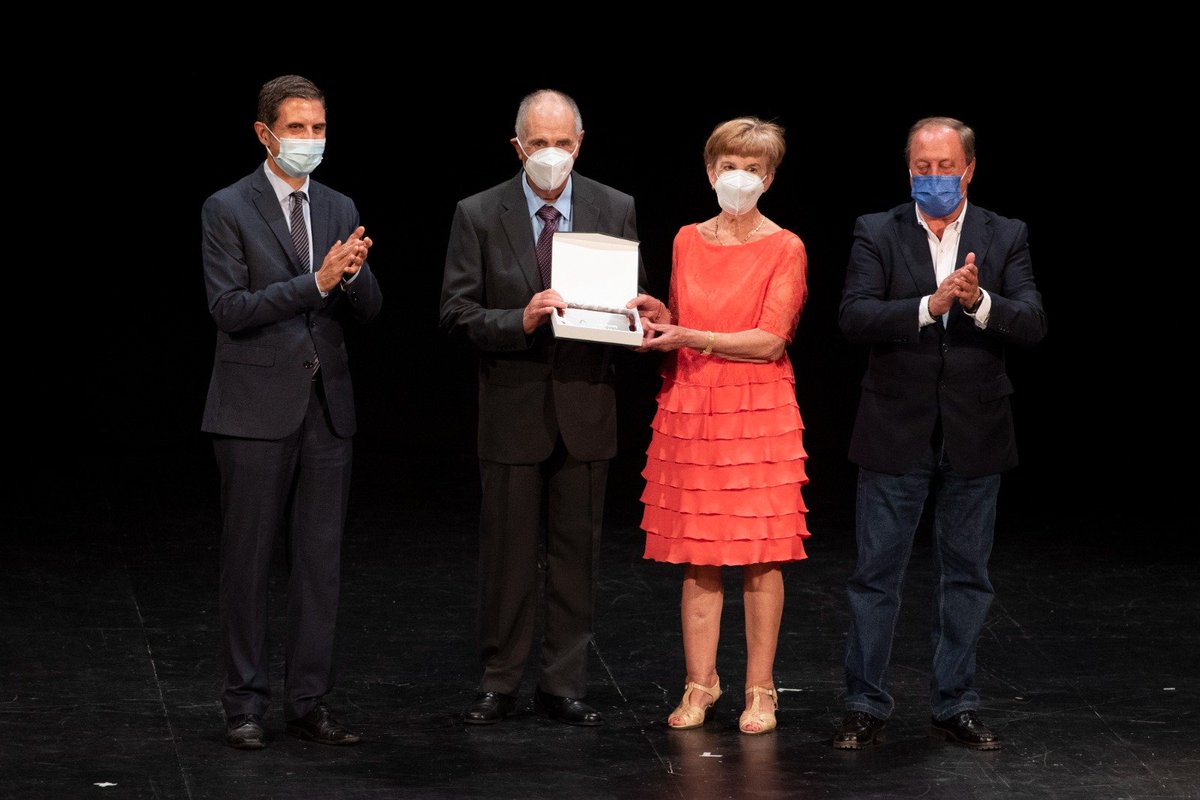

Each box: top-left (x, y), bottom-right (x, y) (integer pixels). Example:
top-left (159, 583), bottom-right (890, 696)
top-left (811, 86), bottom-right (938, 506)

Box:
top-left (548, 232), bottom-right (643, 347)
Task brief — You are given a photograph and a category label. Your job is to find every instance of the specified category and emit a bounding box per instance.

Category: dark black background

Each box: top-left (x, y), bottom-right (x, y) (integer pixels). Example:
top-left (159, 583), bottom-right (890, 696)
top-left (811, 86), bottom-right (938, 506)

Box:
top-left (18, 53), bottom-right (1174, 550)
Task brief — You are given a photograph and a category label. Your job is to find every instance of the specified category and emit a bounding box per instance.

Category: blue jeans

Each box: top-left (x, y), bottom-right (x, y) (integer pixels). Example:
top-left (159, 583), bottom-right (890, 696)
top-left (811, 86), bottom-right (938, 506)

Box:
top-left (843, 448), bottom-right (1000, 721)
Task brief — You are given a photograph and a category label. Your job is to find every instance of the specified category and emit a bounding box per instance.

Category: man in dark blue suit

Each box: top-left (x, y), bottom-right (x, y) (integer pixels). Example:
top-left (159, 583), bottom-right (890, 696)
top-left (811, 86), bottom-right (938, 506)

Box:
top-left (833, 117), bottom-right (1047, 751)
top-left (201, 74), bottom-right (382, 749)
top-left (440, 89), bottom-right (643, 727)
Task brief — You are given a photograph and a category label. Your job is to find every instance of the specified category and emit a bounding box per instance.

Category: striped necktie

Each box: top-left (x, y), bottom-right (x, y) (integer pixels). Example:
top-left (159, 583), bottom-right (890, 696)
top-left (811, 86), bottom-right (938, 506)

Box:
top-left (290, 190), bottom-right (320, 379)
top-left (290, 191), bottom-right (310, 272)
top-left (535, 204), bottom-right (560, 289)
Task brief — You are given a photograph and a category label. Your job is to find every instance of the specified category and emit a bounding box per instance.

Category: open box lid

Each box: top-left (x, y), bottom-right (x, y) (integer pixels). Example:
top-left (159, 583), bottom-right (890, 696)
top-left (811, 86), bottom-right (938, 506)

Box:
top-left (549, 232), bottom-right (643, 347)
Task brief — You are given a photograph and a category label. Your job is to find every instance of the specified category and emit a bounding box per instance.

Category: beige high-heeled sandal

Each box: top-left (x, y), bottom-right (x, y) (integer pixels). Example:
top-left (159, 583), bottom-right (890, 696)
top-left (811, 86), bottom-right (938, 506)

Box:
top-left (739, 686), bottom-right (778, 735)
top-left (667, 679), bottom-right (722, 730)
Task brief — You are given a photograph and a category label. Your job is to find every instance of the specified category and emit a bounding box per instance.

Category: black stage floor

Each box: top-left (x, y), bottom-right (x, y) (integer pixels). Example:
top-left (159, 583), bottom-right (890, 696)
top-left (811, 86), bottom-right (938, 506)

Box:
top-left (4, 444), bottom-right (1197, 800)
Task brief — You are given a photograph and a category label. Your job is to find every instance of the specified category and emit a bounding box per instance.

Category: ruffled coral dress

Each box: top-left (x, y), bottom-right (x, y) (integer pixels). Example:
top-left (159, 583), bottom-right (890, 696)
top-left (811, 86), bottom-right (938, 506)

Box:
top-left (641, 223), bottom-right (810, 566)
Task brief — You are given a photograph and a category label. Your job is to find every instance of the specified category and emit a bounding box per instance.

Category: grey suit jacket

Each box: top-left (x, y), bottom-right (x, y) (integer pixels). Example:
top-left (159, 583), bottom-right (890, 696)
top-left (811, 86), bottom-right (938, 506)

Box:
top-left (439, 172), bottom-right (643, 464)
top-left (839, 202), bottom-right (1047, 477)
top-left (201, 165), bottom-right (382, 440)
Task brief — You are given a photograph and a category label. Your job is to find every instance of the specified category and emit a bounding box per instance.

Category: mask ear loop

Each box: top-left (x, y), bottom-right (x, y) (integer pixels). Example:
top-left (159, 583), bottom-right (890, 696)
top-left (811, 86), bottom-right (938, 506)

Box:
top-left (259, 124), bottom-right (280, 158)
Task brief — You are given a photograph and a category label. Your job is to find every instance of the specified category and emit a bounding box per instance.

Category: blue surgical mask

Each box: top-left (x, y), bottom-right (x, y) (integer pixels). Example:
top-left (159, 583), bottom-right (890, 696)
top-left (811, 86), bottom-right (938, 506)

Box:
top-left (910, 172), bottom-right (965, 218)
top-left (263, 126), bottom-right (325, 178)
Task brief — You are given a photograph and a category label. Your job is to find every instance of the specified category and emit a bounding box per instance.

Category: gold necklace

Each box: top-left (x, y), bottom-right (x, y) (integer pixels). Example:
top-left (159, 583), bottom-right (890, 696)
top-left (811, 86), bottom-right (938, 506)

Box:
top-left (715, 213), bottom-right (766, 244)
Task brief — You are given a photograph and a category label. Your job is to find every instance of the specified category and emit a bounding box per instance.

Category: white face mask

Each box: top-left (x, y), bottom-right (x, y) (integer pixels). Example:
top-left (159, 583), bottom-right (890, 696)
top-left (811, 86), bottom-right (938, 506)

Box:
top-left (519, 142), bottom-right (576, 192)
top-left (713, 169), bottom-right (765, 216)
top-left (264, 126), bottom-right (325, 178)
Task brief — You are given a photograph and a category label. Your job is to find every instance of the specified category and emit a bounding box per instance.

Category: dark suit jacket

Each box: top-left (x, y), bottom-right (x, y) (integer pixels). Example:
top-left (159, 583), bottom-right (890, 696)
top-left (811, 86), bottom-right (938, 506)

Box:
top-left (839, 202), bottom-right (1046, 477)
top-left (201, 165), bottom-right (383, 440)
top-left (440, 172), bottom-right (643, 464)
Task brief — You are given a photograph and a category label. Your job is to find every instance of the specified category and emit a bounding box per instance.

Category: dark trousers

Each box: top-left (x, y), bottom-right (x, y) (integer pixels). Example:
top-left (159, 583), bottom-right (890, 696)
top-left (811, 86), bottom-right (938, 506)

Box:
top-left (843, 442), bottom-right (1001, 721)
top-left (477, 439), bottom-right (608, 698)
top-left (214, 379), bottom-right (353, 721)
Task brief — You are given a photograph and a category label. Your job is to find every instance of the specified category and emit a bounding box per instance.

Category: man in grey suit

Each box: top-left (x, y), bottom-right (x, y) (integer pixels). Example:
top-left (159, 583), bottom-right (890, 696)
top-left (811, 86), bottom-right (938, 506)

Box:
top-left (833, 117), bottom-right (1046, 751)
top-left (440, 89), bottom-right (643, 727)
top-left (201, 74), bottom-right (382, 749)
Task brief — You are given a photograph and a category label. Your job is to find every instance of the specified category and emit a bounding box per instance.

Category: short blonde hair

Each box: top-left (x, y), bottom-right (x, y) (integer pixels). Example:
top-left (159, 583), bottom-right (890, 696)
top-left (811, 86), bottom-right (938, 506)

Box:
top-left (704, 117), bottom-right (786, 172)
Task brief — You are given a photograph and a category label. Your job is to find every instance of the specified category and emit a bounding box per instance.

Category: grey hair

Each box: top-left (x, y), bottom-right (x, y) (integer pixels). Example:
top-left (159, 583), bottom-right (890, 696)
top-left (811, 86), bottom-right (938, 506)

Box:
top-left (906, 116), bottom-right (976, 164)
top-left (514, 89), bottom-right (583, 141)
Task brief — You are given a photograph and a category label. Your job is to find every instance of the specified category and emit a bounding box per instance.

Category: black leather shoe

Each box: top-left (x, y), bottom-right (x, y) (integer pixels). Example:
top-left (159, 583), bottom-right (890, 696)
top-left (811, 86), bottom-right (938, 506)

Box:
top-left (225, 714), bottom-right (266, 750)
top-left (533, 687), bottom-right (603, 726)
top-left (285, 702), bottom-right (361, 745)
top-left (832, 710), bottom-right (886, 749)
top-left (930, 710), bottom-right (1002, 750)
top-left (463, 691), bottom-right (518, 725)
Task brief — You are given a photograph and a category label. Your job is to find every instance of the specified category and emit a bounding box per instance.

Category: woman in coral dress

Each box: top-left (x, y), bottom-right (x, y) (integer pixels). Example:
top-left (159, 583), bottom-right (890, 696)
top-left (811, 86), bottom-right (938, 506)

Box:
top-left (631, 117), bottom-right (809, 735)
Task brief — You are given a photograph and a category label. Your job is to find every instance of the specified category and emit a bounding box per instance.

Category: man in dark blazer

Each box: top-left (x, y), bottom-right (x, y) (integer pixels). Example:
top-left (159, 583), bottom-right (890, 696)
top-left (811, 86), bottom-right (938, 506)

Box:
top-left (833, 117), bottom-right (1046, 751)
top-left (201, 75), bottom-right (382, 750)
top-left (440, 89), bottom-right (643, 727)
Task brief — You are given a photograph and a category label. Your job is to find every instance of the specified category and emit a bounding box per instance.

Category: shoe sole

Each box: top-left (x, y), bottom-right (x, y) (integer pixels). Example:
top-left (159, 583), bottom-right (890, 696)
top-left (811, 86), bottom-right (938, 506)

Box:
top-left (832, 731), bottom-right (883, 750)
top-left (285, 727), bottom-right (361, 745)
top-left (928, 726), bottom-right (1002, 750)
top-left (225, 739), bottom-right (266, 750)
top-left (534, 703), bottom-right (603, 726)
top-left (225, 723), bottom-right (266, 750)
top-left (536, 712), bottom-right (603, 727)
top-left (463, 716), bottom-right (507, 725)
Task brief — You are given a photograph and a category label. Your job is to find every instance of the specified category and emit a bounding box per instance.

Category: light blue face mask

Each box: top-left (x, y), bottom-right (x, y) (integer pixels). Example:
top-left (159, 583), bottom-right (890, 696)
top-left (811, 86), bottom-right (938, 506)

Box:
top-left (264, 126), bottom-right (325, 178)
top-left (910, 172), bottom-right (965, 218)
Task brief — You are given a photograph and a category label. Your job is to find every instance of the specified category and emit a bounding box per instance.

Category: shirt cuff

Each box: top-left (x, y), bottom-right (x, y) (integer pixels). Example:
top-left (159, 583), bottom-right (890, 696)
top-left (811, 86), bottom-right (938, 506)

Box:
top-left (919, 295), bottom-right (937, 327)
top-left (965, 289), bottom-right (990, 327)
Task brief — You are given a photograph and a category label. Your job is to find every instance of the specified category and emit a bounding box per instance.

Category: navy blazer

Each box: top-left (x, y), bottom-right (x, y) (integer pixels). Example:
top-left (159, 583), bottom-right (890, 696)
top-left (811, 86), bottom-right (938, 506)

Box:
top-left (440, 172), bottom-right (643, 464)
top-left (839, 202), bottom-right (1047, 477)
top-left (201, 165), bottom-right (382, 440)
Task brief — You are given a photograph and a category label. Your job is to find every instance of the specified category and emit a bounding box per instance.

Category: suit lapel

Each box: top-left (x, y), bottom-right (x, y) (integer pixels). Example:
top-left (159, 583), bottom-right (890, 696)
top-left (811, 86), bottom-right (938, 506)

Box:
top-left (957, 204), bottom-right (993, 286)
top-left (308, 182), bottom-right (329, 272)
top-left (499, 173), bottom-right (603, 294)
top-left (500, 174), bottom-right (543, 295)
top-left (251, 168), bottom-right (307, 275)
top-left (572, 177), bottom-right (599, 233)
top-left (894, 204), bottom-right (938, 297)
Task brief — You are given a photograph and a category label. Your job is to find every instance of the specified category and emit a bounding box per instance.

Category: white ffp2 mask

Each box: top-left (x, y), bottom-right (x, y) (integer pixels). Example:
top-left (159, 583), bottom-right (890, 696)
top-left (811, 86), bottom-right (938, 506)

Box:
top-left (714, 170), bottom-right (765, 216)
top-left (520, 143), bottom-right (576, 192)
